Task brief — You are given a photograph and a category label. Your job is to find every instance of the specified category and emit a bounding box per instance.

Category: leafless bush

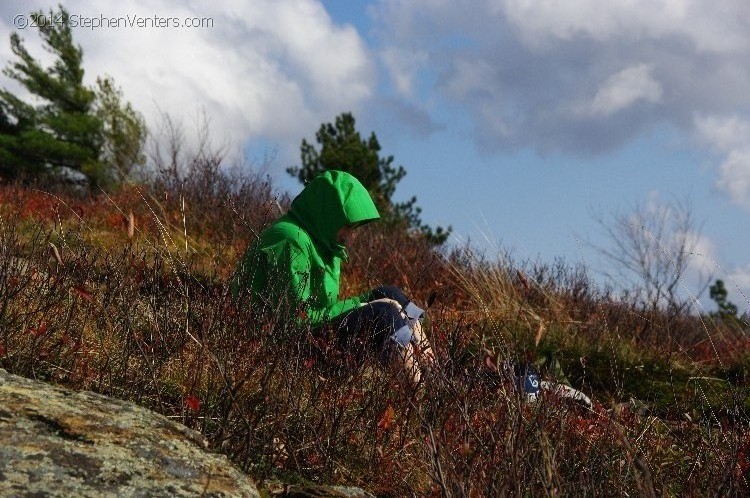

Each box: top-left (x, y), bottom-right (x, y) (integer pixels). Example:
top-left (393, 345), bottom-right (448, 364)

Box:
top-left (591, 197), bottom-right (712, 318)
top-left (144, 111), bottom-right (288, 247)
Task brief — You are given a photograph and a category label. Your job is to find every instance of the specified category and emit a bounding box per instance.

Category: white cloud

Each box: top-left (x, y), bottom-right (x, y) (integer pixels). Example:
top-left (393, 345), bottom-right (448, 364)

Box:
top-left (0, 0), bottom-right (375, 163)
top-left (577, 64), bottom-right (662, 117)
top-left (726, 265), bottom-right (750, 314)
top-left (374, 0), bottom-right (750, 197)
top-left (715, 149), bottom-right (750, 208)
top-left (729, 265), bottom-right (750, 288)
top-left (695, 115), bottom-right (750, 208)
top-left (682, 230), bottom-right (718, 276)
top-left (501, 0), bottom-right (749, 53)
top-left (381, 47), bottom-right (428, 97)
top-left (375, 0), bottom-right (750, 155)
top-left (443, 58), bottom-right (498, 101)
top-left (694, 115), bottom-right (750, 152)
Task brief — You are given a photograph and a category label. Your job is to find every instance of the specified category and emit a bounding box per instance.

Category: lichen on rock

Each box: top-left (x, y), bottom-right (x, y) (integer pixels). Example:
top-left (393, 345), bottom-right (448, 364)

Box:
top-left (0, 368), bottom-right (260, 497)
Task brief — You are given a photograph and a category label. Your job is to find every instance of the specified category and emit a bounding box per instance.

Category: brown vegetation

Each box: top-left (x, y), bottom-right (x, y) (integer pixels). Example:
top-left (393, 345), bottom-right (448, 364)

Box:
top-left (1, 158), bottom-right (749, 496)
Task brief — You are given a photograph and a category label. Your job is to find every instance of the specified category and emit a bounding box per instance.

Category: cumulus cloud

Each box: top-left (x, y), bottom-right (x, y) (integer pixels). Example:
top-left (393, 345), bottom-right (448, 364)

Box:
top-left (729, 265), bottom-right (750, 289)
top-left (715, 149), bottom-right (750, 208)
top-left (501, 0), bottom-right (750, 53)
top-left (682, 230), bottom-right (718, 276)
top-left (578, 64), bottom-right (662, 117)
top-left (694, 115), bottom-right (750, 151)
top-left (373, 0), bottom-right (750, 171)
top-left (381, 47), bottom-right (428, 97)
top-left (695, 115), bottom-right (750, 208)
top-left (725, 265), bottom-right (750, 315)
top-left (372, 97), bottom-right (444, 138)
top-left (0, 0), bottom-right (375, 162)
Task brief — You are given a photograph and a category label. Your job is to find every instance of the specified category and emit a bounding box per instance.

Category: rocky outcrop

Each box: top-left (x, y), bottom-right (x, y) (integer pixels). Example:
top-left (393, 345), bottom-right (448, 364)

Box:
top-left (268, 484), bottom-right (376, 498)
top-left (0, 368), bottom-right (260, 497)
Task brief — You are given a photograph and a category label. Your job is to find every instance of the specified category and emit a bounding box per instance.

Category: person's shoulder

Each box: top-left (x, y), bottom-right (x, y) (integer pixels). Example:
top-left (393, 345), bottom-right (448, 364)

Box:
top-left (261, 219), bottom-right (313, 249)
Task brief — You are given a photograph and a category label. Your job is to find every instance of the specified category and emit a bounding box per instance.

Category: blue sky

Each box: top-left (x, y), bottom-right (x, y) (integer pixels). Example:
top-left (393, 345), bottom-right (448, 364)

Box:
top-left (2, 1), bottom-right (749, 314)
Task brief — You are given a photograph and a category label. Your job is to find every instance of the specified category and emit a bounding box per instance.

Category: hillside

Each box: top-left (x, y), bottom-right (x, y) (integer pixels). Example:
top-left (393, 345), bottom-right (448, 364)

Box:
top-left (0, 164), bottom-right (748, 496)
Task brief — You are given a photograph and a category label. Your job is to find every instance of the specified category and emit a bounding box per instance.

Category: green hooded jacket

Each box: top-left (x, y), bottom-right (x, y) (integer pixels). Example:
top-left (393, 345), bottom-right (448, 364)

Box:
top-left (231, 171), bottom-right (380, 326)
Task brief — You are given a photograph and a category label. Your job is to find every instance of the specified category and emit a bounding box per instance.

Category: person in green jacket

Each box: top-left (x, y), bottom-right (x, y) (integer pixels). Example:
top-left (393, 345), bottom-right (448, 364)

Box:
top-left (232, 170), bottom-right (433, 385)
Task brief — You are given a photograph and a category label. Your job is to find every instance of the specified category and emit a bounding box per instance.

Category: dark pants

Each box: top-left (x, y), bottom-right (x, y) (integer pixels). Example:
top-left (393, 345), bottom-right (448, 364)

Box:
top-left (315, 286), bottom-right (415, 365)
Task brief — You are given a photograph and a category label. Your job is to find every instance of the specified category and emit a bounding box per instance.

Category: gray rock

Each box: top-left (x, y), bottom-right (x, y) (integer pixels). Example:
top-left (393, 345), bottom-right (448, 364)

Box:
top-left (269, 484), bottom-right (376, 498)
top-left (0, 368), bottom-right (260, 497)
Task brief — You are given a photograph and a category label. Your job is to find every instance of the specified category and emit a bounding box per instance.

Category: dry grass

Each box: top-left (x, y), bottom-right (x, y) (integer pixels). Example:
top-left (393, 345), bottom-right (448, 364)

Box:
top-left (1, 162), bottom-right (749, 496)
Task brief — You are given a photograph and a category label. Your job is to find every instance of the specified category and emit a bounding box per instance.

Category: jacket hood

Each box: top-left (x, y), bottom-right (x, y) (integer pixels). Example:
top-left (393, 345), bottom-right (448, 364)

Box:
top-left (288, 170), bottom-right (380, 257)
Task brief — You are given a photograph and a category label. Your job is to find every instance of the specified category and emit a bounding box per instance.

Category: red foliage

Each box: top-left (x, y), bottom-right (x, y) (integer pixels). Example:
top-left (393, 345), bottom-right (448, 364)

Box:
top-left (71, 285), bottom-right (92, 301)
top-left (105, 213), bottom-right (126, 230)
top-left (30, 322), bottom-right (49, 338)
top-left (377, 405), bottom-right (396, 432)
top-left (185, 394), bottom-right (200, 412)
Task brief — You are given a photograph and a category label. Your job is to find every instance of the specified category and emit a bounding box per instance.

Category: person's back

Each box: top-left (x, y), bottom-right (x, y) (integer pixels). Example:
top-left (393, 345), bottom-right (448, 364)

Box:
top-left (232, 170), bottom-right (433, 385)
top-left (231, 170), bottom-right (380, 324)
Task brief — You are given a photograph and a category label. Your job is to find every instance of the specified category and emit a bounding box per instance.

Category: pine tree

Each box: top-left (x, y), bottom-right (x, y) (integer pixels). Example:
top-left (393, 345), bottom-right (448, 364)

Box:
top-left (709, 279), bottom-right (738, 320)
top-left (287, 113), bottom-right (450, 244)
top-left (0, 6), bottom-right (145, 188)
top-left (94, 76), bottom-right (146, 179)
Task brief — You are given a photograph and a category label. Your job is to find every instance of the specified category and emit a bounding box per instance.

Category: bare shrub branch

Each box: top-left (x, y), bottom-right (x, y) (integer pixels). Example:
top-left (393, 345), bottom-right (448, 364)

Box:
top-left (591, 197), bottom-right (712, 316)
